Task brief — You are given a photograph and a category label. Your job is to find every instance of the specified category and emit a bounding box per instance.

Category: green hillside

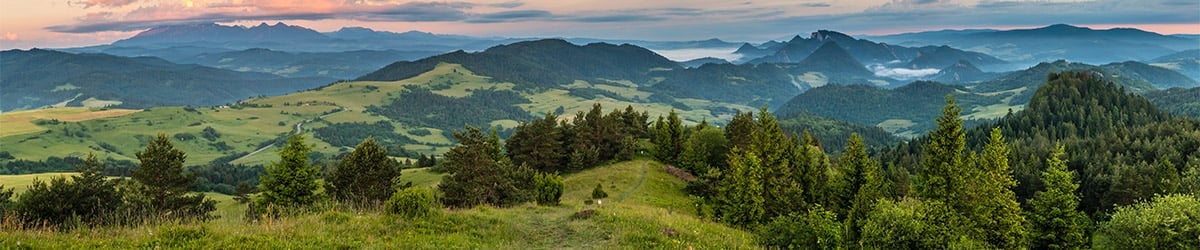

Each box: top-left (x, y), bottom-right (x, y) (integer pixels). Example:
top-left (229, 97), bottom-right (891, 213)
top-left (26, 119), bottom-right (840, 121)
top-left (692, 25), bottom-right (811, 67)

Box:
top-left (0, 49), bottom-right (336, 112)
top-left (0, 63), bottom-right (754, 168)
top-left (1, 160), bottom-right (758, 248)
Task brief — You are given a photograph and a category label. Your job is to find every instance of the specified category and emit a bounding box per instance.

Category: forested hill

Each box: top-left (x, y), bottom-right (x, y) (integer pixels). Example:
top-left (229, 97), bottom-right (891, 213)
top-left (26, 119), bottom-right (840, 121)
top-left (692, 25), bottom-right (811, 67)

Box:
top-left (775, 59), bottom-right (1199, 137)
top-left (1145, 87), bottom-right (1200, 118)
top-left (883, 71), bottom-right (1200, 216)
top-left (356, 39), bottom-right (904, 107)
top-left (973, 60), bottom-right (1196, 96)
top-left (0, 49), bottom-right (336, 111)
top-left (356, 39), bottom-right (680, 89)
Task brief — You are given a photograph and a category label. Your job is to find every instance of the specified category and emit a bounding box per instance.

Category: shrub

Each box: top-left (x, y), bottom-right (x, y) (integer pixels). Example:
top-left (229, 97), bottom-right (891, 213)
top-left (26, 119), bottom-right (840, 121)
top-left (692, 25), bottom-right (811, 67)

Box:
top-left (386, 187), bottom-right (436, 218)
top-left (860, 198), bottom-right (977, 249)
top-left (533, 172), bottom-right (564, 206)
top-left (1093, 194), bottom-right (1200, 249)
top-left (592, 183), bottom-right (609, 200)
top-left (757, 205), bottom-right (843, 249)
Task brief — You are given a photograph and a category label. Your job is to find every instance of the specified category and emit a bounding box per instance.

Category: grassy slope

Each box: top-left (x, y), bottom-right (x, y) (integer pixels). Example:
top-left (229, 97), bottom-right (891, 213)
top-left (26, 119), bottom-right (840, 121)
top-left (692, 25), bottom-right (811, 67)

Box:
top-left (1, 160), bottom-right (757, 248)
top-left (2, 63), bottom-right (754, 167)
top-left (0, 172), bottom-right (80, 193)
top-left (0, 107), bottom-right (141, 137)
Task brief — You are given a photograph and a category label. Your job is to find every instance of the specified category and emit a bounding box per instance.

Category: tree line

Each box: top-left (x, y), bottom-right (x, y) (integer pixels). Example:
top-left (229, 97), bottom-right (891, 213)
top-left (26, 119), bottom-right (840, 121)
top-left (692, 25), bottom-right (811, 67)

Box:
top-left (665, 71), bottom-right (1199, 248)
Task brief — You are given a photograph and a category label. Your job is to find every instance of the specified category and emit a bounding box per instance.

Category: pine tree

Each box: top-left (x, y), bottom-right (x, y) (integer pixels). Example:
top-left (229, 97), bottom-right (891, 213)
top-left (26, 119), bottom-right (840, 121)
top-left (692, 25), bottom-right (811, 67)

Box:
top-left (326, 136), bottom-right (401, 205)
top-left (841, 133), bottom-right (886, 245)
top-left (1026, 144), bottom-right (1088, 249)
top-left (507, 113), bottom-right (565, 173)
top-left (440, 126), bottom-right (530, 208)
top-left (72, 152), bottom-right (122, 222)
top-left (132, 133), bottom-right (215, 219)
top-left (259, 134), bottom-right (321, 208)
top-left (921, 95), bottom-right (967, 206)
top-left (971, 128), bottom-right (1026, 249)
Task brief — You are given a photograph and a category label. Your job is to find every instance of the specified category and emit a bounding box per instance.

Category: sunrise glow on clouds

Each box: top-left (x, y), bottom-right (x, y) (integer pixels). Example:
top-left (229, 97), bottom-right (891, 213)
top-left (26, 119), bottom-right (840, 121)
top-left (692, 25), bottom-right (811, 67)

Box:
top-left (0, 0), bottom-right (1197, 49)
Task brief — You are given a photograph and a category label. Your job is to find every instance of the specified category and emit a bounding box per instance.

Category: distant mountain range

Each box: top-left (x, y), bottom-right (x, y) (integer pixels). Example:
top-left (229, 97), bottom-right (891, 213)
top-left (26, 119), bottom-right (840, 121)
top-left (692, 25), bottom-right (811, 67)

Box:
top-left (1149, 49), bottom-right (1200, 82)
top-left (0, 49), bottom-right (335, 111)
top-left (867, 24), bottom-right (1199, 69)
top-left (737, 30), bottom-right (1006, 71)
top-left (776, 59), bottom-right (1198, 136)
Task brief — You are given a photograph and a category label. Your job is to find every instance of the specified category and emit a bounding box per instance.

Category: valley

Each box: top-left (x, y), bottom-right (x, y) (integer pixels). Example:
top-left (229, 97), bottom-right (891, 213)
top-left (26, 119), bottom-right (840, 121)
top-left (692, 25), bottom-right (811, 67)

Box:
top-left (1, 13), bottom-right (1199, 249)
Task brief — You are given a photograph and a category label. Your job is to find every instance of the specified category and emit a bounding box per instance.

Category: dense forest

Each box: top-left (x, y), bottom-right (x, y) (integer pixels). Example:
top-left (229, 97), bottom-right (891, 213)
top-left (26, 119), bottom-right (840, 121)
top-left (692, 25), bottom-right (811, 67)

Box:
top-left (1, 73), bottom-right (1197, 248)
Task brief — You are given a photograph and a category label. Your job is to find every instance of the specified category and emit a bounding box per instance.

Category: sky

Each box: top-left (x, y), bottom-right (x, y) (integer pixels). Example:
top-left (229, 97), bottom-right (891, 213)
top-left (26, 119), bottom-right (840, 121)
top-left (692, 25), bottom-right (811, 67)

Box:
top-left (1, 0), bottom-right (1198, 49)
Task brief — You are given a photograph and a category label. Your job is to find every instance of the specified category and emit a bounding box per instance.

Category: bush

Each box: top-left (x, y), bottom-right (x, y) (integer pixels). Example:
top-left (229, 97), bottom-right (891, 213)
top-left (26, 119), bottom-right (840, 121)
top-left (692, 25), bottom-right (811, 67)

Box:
top-left (592, 183), bottom-right (609, 200)
top-left (386, 187), bottom-right (436, 218)
top-left (1093, 194), bottom-right (1200, 249)
top-left (533, 172), bottom-right (564, 206)
top-left (757, 205), bottom-right (843, 249)
top-left (860, 198), bottom-right (977, 249)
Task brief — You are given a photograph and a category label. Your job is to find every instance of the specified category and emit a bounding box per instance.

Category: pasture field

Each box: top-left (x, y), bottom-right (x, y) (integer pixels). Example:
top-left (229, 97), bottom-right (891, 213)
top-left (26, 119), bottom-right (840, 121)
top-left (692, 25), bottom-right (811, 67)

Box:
top-left (0, 172), bottom-right (80, 193)
top-left (0, 107), bottom-right (141, 137)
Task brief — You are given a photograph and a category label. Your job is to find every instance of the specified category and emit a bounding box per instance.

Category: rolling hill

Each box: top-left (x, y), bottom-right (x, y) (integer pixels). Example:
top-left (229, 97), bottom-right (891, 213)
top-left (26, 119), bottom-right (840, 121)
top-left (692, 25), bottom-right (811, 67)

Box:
top-left (1149, 49), bottom-right (1200, 82)
top-left (0, 38), bottom-right (907, 170)
top-left (0, 49), bottom-right (336, 112)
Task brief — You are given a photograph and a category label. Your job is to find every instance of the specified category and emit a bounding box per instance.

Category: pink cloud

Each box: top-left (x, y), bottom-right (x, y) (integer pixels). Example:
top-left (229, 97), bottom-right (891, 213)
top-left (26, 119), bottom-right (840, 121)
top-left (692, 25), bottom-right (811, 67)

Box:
top-left (71, 0), bottom-right (140, 8)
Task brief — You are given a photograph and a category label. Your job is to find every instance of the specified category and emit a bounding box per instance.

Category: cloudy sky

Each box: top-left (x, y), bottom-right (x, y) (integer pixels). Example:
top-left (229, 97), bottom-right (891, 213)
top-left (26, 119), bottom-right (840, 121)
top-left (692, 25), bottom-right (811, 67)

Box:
top-left (1, 0), bottom-right (1197, 49)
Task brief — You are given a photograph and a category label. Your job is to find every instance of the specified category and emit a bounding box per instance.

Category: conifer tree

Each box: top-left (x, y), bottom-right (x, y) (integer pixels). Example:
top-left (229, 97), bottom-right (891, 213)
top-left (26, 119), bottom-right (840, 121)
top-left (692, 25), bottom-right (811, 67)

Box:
top-left (714, 147), bottom-right (766, 227)
top-left (132, 133), bottom-right (215, 219)
top-left (841, 133), bottom-right (886, 245)
top-left (725, 110), bottom-right (756, 150)
top-left (440, 126), bottom-right (531, 208)
top-left (921, 95), bottom-right (967, 206)
top-left (259, 134), bottom-right (321, 208)
top-left (507, 113), bottom-right (565, 172)
top-left (326, 136), bottom-right (401, 205)
top-left (971, 128), bottom-right (1026, 248)
top-left (1026, 144), bottom-right (1088, 249)
top-left (72, 152), bottom-right (122, 221)
top-left (752, 107), bottom-right (804, 218)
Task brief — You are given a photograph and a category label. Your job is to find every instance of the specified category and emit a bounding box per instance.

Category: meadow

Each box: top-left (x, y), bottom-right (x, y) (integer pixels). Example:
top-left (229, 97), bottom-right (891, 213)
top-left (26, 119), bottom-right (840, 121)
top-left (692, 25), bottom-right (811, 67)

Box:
top-left (1, 160), bottom-right (758, 248)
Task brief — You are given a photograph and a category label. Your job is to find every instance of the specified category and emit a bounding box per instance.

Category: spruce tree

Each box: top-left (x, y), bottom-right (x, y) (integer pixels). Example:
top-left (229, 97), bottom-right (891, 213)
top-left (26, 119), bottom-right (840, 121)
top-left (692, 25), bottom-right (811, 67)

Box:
top-left (1026, 144), bottom-right (1088, 249)
top-left (724, 110), bottom-right (756, 150)
top-left (921, 95), bottom-right (967, 206)
top-left (259, 134), bottom-right (321, 208)
top-left (326, 136), bottom-right (401, 205)
top-left (841, 133), bottom-right (886, 245)
top-left (652, 109), bottom-right (686, 165)
top-left (972, 128), bottom-right (1026, 248)
top-left (715, 147), bottom-right (766, 227)
top-left (752, 107), bottom-right (804, 218)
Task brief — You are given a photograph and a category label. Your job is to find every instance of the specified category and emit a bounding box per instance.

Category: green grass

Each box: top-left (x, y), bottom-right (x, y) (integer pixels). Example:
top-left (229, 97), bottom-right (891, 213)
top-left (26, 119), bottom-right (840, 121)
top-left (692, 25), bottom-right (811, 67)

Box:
top-left (0, 160), bottom-right (758, 248)
top-left (399, 168), bottom-right (444, 188)
top-left (0, 172), bottom-right (79, 193)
